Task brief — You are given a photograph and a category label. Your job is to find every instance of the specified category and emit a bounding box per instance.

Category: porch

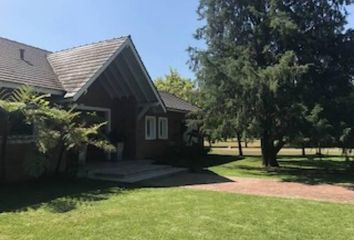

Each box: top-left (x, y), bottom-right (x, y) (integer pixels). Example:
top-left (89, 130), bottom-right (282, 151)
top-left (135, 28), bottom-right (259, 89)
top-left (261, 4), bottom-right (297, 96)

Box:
top-left (80, 160), bottom-right (186, 183)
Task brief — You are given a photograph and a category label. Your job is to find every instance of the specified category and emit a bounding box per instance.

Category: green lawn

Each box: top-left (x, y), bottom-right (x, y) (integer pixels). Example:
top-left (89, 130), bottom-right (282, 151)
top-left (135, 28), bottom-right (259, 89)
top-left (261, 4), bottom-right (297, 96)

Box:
top-left (208, 149), bottom-right (354, 185)
top-left (1, 180), bottom-right (354, 240)
top-left (1, 151), bottom-right (354, 239)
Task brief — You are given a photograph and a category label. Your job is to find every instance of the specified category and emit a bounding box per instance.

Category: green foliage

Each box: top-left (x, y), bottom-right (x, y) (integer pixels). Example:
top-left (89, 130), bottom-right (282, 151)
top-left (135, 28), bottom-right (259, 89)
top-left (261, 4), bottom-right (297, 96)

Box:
top-left (0, 86), bottom-right (115, 178)
top-left (191, 0), bottom-right (354, 166)
top-left (155, 68), bottom-right (198, 105)
top-left (0, 101), bottom-right (25, 113)
top-left (64, 122), bottom-right (115, 153)
top-left (306, 105), bottom-right (334, 152)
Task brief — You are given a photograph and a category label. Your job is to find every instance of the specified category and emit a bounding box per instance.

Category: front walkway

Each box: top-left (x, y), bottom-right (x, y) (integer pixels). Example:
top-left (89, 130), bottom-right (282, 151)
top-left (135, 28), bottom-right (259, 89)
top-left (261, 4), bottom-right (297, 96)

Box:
top-left (143, 172), bottom-right (354, 204)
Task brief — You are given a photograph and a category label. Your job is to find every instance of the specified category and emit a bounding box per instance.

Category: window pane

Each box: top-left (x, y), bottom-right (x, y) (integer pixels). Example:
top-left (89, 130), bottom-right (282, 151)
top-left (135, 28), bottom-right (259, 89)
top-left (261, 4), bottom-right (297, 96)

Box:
top-left (147, 119), bottom-right (150, 136)
top-left (145, 116), bottom-right (156, 140)
top-left (158, 118), bottom-right (168, 139)
top-left (162, 120), bottom-right (165, 136)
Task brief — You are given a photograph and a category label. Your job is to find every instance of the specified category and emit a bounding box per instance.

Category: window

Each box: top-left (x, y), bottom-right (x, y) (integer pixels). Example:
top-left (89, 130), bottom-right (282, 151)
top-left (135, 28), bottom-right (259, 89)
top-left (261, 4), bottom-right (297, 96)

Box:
top-left (145, 116), bottom-right (156, 140)
top-left (158, 117), bottom-right (168, 140)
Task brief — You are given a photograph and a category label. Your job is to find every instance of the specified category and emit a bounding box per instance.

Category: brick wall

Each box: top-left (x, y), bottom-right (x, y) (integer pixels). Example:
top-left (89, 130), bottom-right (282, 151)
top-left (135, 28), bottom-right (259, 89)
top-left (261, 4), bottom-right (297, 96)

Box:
top-left (1, 141), bottom-right (35, 182)
top-left (135, 110), bottom-right (186, 159)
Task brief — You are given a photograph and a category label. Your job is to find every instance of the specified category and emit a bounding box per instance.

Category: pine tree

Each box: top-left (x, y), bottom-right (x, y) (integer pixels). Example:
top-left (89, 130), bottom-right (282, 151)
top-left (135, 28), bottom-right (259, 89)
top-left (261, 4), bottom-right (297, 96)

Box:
top-left (190, 0), bottom-right (354, 166)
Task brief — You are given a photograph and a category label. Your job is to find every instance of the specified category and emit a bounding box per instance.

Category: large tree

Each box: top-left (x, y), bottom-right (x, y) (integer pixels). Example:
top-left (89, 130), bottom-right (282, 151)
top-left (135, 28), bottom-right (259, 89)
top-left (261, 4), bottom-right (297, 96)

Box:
top-left (190, 0), bottom-right (354, 166)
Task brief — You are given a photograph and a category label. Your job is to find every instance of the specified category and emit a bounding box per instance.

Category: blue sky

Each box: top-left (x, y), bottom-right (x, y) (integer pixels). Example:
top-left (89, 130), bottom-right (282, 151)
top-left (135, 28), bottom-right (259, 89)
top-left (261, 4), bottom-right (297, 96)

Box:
top-left (0, 1), bottom-right (354, 80)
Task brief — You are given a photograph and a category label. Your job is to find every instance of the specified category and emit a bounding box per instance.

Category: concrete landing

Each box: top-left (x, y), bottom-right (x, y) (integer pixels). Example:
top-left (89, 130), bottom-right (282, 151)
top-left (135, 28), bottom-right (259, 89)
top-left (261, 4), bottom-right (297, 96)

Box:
top-left (83, 160), bottom-right (186, 183)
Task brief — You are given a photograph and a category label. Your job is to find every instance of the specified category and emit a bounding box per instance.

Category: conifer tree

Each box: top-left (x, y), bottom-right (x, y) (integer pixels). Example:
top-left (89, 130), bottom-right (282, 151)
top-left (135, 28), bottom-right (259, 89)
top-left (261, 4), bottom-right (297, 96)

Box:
top-left (191, 0), bottom-right (354, 166)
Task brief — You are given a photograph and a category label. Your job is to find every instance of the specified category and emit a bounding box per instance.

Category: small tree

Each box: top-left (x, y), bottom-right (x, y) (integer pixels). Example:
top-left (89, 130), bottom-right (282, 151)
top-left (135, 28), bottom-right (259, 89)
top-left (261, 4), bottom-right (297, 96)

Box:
top-left (1, 87), bottom-right (115, 179)
top-left (53, 117), bottom-right (115, 173)
top-left (339, 124), bottom-right (354, 161)
top-left (306, 105), bottom-right (333, 156)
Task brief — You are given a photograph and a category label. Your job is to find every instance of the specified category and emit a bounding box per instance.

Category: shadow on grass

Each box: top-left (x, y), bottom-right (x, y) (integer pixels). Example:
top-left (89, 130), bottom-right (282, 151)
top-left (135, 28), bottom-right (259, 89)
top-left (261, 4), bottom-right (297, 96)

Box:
top-left (0, 178), bottom-right (129, 214)
top-left (200, 154), bottom-right (243, 168)
top-left (218, 155), bottom-right (354, 186)
top-left (141, 169), bottom-right (234, 188)
top-left (156, 153), bottom-right (242, 169)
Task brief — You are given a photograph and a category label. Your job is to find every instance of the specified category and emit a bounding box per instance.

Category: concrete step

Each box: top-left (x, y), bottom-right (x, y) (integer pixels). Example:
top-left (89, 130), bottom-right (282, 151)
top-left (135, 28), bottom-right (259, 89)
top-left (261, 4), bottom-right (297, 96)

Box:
top-left (88, 166), bottom-right (186, 183)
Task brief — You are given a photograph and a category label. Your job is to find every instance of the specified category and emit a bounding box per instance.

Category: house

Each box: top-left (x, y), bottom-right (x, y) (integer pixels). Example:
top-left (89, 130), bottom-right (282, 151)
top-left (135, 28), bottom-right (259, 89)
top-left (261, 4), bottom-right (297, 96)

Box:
top-left (0, 36), bottom-right (199, 181)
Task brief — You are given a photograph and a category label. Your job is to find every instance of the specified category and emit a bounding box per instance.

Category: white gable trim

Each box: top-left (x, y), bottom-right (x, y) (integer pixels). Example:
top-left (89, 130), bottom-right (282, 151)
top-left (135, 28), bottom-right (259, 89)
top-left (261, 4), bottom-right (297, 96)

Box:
top-left (127, 37), bottom-right (166, 113)
top-left (70, 37), bottom-right (167, 113)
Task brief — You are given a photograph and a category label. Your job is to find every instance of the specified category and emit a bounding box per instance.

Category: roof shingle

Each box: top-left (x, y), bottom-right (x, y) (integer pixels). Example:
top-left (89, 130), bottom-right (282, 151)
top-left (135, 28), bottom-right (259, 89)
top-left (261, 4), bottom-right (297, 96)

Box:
top-left (48, 37), bottom-right (128, 97)
top-left (0, 37), bottom-right (63, 91)
top-left (159, 91), bottom-right (199, 113)
top-left (0, 36), bottom-right (199, 113)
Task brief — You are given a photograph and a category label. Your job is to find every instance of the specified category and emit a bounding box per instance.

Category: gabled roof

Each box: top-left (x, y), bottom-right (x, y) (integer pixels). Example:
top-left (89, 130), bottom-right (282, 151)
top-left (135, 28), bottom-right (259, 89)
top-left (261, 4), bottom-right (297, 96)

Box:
top-left (0, 36), bottom-right (166, 110)
top-left (48, 37), bottom-right (128, 98)
top-left (0, 37), bottom-right (64, 93)
top-left (159, 91), bottom-right (199, 113)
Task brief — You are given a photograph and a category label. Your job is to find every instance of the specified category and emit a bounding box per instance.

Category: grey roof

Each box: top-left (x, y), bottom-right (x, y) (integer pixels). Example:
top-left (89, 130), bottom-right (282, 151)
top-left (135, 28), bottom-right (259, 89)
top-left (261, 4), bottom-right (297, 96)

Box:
top-left (0, 36), bottom-right (128, 97)
top-left (0, 36), bottom-right (181, 113)
top-left (159, 91), bottom-right (199, 113)
top-left (0, 37), bottom-right (63, 91)
top-left (48, 37), bottom-right (128, 97)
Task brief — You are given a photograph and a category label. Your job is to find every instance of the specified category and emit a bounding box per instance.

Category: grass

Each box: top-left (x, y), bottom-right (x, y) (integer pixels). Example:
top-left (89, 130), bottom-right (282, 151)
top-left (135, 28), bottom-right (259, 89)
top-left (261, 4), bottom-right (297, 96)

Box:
top-left (207, 149), bottom-right (354, 185)
top-left (1, 148), bottom-right (354, 239)
top-left (1, 179), bottom-right (354, 240)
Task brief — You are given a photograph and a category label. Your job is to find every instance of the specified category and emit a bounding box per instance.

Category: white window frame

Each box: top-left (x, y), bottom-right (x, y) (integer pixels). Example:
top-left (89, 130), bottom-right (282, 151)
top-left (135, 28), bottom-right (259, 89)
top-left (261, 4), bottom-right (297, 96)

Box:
top-left (145, 116), bottom-right (156, 140)
top-left (158, 117), bottom-right (168, 140)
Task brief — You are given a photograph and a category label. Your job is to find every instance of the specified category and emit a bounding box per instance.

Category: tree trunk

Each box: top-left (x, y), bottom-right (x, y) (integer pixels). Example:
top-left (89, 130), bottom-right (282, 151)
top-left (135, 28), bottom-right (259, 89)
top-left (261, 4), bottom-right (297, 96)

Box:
top-left (0, 118), bottom-right (9, 182)
top-left (302, 144), bottom-right (306, 156)
top-left (317, 144), bottom-right (322, 155)
top-left (236, 132), bottom-right (243, 157)
top-left (261, 148), bottom-right (278, 167)
top-left (260, 132), bottom-right (280, 167)
top-left (343, 148), bottom-right (350, 161)
top-left (244, 138), bottom-right (248, 148)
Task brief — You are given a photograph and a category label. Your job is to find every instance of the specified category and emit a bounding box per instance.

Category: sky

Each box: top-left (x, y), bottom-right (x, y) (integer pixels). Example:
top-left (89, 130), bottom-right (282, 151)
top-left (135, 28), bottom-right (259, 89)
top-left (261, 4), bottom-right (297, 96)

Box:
top-left (0, 1), bottom-right (354, 80)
